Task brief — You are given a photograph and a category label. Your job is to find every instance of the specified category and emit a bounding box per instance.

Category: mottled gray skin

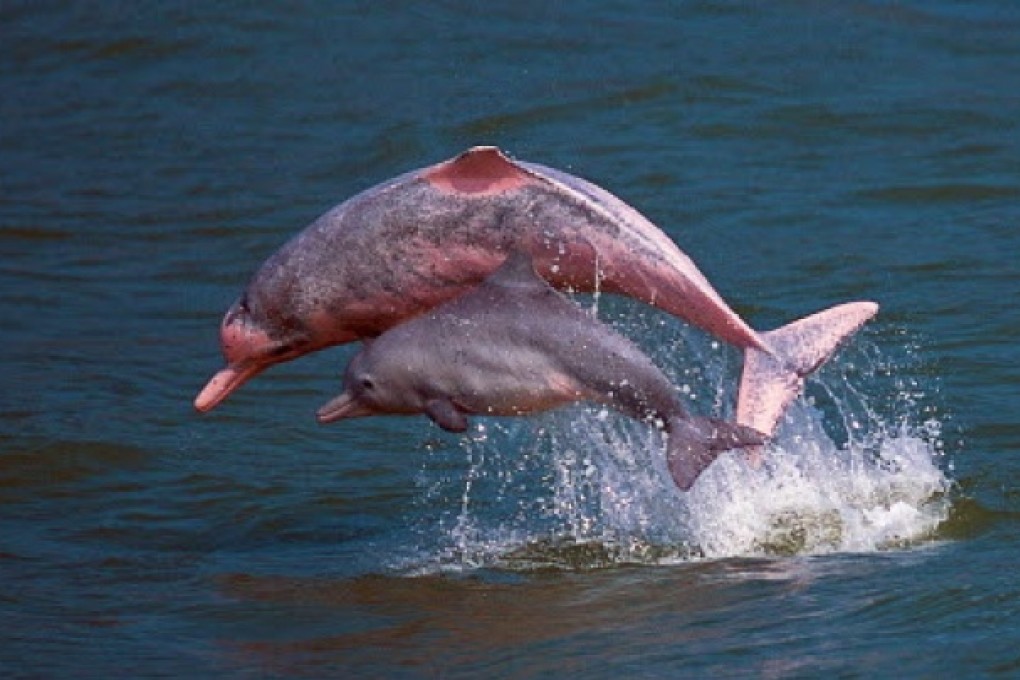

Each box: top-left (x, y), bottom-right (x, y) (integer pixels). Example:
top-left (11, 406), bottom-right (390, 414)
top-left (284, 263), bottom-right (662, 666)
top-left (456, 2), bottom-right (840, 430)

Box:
top-left (318, 253), bottom-right (766, 491)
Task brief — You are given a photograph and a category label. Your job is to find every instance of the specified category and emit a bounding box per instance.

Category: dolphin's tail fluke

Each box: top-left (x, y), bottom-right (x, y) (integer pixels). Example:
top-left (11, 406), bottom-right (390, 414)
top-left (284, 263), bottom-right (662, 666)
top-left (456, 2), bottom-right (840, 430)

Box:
top-left (665, 416), bottom-right (768, 491)
top-left (736, 302), bottom-right (879, 444)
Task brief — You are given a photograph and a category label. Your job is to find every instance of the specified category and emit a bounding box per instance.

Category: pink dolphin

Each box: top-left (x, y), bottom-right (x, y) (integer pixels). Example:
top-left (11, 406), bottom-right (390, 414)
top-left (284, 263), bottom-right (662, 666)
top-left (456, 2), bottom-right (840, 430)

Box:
top-left (196, 146), bottom-right (877, 436)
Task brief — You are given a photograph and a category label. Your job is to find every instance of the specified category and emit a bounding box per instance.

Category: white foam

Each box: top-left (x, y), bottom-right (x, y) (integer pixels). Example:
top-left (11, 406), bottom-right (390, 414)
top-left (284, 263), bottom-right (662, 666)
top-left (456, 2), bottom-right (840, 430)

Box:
top-left (681, 401), bottom-right (950, 558)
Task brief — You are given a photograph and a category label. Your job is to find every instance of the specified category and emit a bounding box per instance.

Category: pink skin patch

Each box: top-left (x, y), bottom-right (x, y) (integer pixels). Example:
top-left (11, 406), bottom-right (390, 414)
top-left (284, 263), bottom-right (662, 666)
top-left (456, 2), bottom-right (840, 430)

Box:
top-left (423, 146), bottom-right (536, 195)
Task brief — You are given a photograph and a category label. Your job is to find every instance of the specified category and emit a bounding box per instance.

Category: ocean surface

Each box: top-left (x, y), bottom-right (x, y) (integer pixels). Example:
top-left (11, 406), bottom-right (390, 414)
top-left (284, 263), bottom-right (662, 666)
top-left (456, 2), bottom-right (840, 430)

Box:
top-left (3, 1), bottom-right (1020, 677)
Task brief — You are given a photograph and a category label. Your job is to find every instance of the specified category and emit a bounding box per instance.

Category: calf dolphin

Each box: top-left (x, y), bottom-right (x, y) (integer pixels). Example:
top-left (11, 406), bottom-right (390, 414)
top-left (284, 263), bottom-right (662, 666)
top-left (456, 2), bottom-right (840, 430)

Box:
top-left (196, 146), bottom-right (877, 437)
top-left (316, 253), bottom-right (766, 491)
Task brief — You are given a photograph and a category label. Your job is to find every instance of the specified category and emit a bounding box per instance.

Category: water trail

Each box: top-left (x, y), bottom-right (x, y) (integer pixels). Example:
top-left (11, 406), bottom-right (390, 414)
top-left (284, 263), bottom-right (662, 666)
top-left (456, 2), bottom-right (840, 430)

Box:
top-left (396, 313), bottom-right (952, 574)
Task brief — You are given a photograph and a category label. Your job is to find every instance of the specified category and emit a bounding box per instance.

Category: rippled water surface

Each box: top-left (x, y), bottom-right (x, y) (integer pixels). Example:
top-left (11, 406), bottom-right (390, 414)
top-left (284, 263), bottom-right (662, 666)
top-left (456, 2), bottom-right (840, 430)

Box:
top-left (3, 2), bottom-right (1020, 677)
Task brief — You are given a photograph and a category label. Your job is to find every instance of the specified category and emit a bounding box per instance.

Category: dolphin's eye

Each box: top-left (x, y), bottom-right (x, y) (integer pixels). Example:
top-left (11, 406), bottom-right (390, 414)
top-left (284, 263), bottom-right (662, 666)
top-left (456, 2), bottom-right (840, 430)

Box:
top-left (361, 378), bottom-right (375, 390)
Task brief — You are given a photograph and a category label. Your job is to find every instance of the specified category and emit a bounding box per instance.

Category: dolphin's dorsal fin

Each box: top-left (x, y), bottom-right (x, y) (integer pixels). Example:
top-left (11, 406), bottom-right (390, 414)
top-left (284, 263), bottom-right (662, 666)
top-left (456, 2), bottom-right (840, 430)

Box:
top-left (485, 250), bottom-right (550, 291)
top-left (422, 146), bottom-right (536, 195)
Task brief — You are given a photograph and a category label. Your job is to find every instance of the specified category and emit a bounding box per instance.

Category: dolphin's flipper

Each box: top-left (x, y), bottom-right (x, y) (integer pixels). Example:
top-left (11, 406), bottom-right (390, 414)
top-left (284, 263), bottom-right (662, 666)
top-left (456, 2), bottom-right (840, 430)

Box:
top-left (666, 417), bottom-right (768, 491)
top-left (425, 399), bottom-right (469, 433)
top-left (736, 302), bottom-right (879, 443)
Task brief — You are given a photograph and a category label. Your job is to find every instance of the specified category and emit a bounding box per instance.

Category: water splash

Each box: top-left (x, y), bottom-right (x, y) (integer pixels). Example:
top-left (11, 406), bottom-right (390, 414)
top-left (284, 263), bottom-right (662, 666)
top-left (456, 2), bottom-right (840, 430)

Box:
top-left (396, 317), bottom-right (952, 574)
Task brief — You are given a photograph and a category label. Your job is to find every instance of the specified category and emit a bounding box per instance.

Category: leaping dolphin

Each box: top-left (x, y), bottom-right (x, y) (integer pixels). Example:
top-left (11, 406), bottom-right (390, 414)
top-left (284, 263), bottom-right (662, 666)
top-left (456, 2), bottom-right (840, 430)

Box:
top-left (195, 146), bottom-right (877, 436)
top-left (317, 252), bottom-right (767, 491)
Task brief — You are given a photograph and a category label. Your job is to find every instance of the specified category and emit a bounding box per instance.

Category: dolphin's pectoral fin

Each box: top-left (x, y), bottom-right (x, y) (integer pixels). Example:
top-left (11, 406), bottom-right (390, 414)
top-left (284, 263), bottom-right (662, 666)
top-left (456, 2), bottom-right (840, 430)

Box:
top-left (736, 301), bottom-right (878, 445)
top-left (666, 417), bottom-right (767, 491)
top-left (425, 399), bottom-right (469, 433)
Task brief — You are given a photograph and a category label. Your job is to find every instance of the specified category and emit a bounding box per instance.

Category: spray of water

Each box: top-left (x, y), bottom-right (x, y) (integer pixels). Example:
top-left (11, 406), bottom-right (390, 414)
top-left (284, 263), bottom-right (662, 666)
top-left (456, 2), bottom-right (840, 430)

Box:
top-left (396, 309), bottom-right (952, 574)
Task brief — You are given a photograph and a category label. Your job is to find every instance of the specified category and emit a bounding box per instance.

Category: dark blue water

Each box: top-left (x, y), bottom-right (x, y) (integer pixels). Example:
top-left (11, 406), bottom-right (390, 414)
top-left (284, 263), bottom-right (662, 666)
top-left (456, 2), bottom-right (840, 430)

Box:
top-left (3, 2), bottom-right (1020, 677)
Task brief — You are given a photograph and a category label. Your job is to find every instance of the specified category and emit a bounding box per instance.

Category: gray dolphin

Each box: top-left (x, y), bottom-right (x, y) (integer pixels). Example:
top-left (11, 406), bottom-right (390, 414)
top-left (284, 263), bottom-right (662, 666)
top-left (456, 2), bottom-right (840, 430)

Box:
top-left (316, 252), bottom-right (766, 491)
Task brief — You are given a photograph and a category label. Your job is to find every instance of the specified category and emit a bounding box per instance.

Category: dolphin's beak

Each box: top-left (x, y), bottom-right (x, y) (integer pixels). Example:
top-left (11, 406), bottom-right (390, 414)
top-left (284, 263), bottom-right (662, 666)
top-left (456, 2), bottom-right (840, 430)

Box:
top-left (194, 363), bottom-right (262, 413)
top-left (316, 392), bottom-right (373, 424)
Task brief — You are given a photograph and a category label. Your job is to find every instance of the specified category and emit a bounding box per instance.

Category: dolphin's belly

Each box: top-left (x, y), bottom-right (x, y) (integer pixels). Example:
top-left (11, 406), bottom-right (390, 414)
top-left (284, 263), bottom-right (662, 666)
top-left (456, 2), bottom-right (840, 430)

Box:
top-left (433, 345), bottom-right (593, 417)
top-left (454, 380), bottom-right (586, 417)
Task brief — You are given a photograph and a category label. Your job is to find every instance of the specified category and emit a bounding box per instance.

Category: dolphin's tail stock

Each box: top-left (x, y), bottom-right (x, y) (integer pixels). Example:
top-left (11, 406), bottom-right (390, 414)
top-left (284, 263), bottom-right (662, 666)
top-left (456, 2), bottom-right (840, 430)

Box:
top-left (736, 302), bottom-right (880, 450)
top-left (665, 416), bottom-right (768, 491)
